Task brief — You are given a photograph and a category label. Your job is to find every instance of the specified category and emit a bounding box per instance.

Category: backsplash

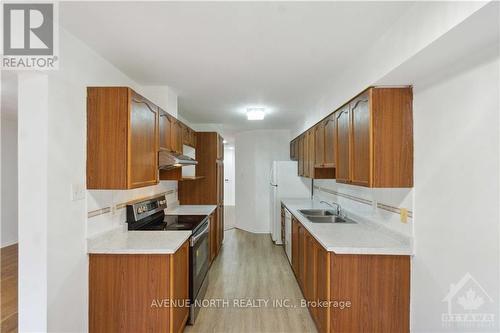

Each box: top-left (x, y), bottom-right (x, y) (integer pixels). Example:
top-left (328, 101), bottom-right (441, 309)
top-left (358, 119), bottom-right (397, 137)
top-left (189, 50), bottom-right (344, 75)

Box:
top-left (87, 181), bottom-right (178, 237)
top-left (313, 179), bottom-right (413, 237)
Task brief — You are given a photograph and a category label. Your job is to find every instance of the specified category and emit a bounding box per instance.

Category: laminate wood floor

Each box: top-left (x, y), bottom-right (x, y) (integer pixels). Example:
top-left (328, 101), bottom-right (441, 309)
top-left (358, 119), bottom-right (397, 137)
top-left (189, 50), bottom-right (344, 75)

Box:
top-left (1, 244), bottom-right (18, 333)
top-left (185, 229), bottom-right (317, 333)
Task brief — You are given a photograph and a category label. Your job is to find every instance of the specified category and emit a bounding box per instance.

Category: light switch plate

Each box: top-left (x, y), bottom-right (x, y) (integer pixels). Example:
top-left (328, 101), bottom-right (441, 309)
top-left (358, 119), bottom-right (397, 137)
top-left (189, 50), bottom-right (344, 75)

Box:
top-left (71, 183), bottom-right (86, 201)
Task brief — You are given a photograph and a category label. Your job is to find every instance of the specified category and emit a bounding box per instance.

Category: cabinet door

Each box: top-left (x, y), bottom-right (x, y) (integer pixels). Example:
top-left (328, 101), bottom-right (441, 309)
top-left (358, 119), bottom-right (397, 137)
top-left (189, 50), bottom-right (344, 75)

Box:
top-left (316, 241), bottom-right (330, 333)
top-left (298, 224), bottom-right (306, 290)
top-left (171, 240), bottom-right (189, 333)
top-left (281, 206), bottom-right (286, 245)
top-left (298, 136), bottom-right (304, 176)
top-left (350, 92), bottom-right (371, 186)
top-left (314, 123), bottom-right (325, 167)
top-left (335, 106), bottom-right (350, 183)
top-left (291, 218), bottom-right (299, 276)
top-left (159, 110), bottom-right (173, 151)
top-left (209, 214), bottom-right (216, 262)
top-left (181, 123), bottom-right (190, 146)
top-left (308, 130), bottom-right (315, 177)
top-left (129, 92), bottom-right (159, 188)
top-left (305, 232), bottom-right (317, 306)
top-left (324, 115), bottom-right (336, 167)
top-left (303, 133), bottom-right (310, 177)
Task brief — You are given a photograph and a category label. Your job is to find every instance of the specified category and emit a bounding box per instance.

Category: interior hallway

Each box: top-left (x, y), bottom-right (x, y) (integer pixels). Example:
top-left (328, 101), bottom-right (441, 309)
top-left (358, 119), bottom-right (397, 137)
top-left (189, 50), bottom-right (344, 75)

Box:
top-left (1, 244), bottom-right (18, 333)
top-left (185, 229), bottom-right (317, 333)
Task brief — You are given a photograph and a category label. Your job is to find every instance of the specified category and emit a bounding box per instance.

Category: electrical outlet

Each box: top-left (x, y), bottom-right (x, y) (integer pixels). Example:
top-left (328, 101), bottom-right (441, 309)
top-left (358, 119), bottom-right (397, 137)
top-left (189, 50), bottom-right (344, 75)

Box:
top-left (400, 208), bottom-right (408, 223)
top-left (71, 183), bottom-right (86, 201)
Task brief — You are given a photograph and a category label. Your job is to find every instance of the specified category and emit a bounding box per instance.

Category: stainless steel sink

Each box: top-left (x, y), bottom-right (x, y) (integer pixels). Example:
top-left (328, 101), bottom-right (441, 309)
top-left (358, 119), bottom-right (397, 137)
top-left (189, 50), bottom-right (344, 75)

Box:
top-left (306, 216), bottom-right (356, 224)
top-left (298, 209), bottom-right (336, 216)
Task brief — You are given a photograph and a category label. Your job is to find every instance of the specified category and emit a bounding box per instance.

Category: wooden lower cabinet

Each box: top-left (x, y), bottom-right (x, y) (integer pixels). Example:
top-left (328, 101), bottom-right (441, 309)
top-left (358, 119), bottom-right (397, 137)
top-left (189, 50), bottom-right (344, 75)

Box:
top-left (291, 217), bottom-right (299, 276)
top-left (89, 241), bottom-right (189, 333)
top-left (290, 217), bottom-right (410, 333)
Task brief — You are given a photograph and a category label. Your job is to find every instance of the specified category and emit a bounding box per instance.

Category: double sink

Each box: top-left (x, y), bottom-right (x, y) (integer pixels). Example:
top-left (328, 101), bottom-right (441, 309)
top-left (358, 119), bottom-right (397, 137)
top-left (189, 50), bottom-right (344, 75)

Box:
top-left (298, 209), bottom-right (356, 224)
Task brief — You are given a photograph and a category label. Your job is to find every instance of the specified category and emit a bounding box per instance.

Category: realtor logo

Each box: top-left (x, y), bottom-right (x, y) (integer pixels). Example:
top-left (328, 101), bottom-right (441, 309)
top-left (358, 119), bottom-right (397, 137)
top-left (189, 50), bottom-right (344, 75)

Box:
top-left (1, 2), bottom-right (58, 69)
top-left (442, 272), bottom-right (495, 329)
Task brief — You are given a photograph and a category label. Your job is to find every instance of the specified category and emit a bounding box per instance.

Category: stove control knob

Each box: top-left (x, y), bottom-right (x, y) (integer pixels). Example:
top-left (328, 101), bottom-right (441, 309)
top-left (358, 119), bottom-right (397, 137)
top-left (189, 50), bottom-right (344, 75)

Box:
top-left (137, 207), bottom-right (143, 214)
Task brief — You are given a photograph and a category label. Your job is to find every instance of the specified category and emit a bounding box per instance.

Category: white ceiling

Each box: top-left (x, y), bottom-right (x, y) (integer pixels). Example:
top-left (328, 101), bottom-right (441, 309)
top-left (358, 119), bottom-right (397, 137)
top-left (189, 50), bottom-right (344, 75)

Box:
top-left (60, 1), bottom-right (414, 132)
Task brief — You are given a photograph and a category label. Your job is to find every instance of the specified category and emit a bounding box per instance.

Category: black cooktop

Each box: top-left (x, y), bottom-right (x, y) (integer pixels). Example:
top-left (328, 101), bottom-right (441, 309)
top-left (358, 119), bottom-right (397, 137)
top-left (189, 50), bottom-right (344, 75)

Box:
top-left (137, 215), bottom-right (208, 233)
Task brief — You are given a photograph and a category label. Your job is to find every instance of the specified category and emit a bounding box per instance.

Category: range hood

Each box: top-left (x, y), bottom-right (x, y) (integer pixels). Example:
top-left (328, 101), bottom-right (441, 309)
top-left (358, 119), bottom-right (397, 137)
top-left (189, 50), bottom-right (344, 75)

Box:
top-left (158, 150), bottom-right (198, 170)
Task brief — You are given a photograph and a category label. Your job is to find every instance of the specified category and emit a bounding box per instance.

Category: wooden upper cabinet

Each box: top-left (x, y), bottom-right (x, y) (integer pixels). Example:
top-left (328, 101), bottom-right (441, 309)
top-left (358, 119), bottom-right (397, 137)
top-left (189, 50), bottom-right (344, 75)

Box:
top-left (87, 87), bottom-right (159, 189)
top-left (335, 105), bottom-right (350, 184)
top-left (323, 115), bottom-right (336, 167)
top-left (159, 109), bottom-right (173, 152)
top-left (350, 92), bottom-right (371, 186)
top-left (308, 130), bottom-right (315, 177)
top-left (298, 136), bottom-right (304, 176)
top-left (338, 87), bottom-right (413, 187)
top-left (170, 119), bottom-right (183, 154)
top-left (290, 139), bottom-right (299, 161)
top-left (314, 124), bottom-right (325, 167)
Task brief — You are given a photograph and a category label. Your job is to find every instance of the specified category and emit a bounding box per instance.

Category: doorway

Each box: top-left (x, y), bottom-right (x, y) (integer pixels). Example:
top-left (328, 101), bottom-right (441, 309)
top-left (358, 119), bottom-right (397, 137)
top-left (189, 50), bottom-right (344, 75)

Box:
top-left (223, 145), bottom-right (235, 230)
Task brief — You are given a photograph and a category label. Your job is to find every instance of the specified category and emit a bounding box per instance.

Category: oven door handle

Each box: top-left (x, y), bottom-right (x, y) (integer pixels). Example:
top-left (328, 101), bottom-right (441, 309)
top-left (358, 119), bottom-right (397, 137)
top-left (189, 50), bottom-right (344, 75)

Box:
top-left (191, 222), bottom-right (210, 246)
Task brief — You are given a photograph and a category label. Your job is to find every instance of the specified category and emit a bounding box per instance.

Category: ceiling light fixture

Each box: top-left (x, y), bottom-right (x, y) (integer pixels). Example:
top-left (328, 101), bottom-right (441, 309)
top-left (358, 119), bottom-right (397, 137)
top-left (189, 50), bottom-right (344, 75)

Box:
top-left (223, 140), bottom-right (227, 144)
top-left (246, 107), bottom-right (266, 120)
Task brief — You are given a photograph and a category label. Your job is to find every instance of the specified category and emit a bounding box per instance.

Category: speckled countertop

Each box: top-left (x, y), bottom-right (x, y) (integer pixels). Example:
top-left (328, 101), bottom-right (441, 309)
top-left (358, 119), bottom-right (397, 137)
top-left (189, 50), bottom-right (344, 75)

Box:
top-left (87, 228), bottom-right (191, 254)
top-left (165, 205), bottom-right (217, 215)
top-left (281, 198), bottom-right (413, 255)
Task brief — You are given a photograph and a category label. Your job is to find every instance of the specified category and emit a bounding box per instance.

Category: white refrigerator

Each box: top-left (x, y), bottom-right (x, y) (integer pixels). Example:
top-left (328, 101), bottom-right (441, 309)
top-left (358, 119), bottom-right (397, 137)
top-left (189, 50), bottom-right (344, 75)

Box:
top-left (270, 161), bottom-right (311, 244)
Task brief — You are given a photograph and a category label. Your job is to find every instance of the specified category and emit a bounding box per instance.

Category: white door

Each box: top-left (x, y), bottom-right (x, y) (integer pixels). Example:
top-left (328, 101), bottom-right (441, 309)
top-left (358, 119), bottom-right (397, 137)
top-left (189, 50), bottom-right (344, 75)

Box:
top-left (223, 147), bottom-right (235, 206)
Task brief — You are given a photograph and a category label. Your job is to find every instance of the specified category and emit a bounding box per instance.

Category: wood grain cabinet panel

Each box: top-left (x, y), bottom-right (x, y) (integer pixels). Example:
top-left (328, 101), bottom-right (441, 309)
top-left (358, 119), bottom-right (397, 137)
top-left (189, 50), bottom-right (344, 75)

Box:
top-left (170, 241), bottom-right (190, 333)
top-left (289, 216), bottom-right (409, 333)
top-left (314, 124), bottom-right (325, 167)
top-left (179, 132), bottom-right (224, 262)
top-left (330, 253), bottom-right (410, 333)
top-left (315, 239), bottom-right (330, 333)
top-left (290, 87), bottom-right (413, 187)
top-left (297, 224), bottom-right (307, 290)
top-left (298, 136), bottom-right (304, 176)
top-left (323, 115), bottom-right (336, 168)
top-left (89, 241), bottom-right (190, 333)
top-left (291, 217), bottom-right (299, 277)
top-left (335, 106), bottom-right (350, 184)
top-left (159, 109), bottom-right (174, 152)
top-left (350, 92), bottom-right (370, 187)
top-left (87, 87), bottom-right (159, 189)
top-left (129, 91), bottom-right (159, 188)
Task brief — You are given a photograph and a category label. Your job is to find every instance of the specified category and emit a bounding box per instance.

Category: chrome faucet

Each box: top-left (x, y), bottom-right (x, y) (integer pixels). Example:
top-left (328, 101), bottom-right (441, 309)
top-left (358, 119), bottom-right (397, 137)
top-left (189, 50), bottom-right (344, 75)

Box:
top-left (320, 201), bottom-right (343, 217)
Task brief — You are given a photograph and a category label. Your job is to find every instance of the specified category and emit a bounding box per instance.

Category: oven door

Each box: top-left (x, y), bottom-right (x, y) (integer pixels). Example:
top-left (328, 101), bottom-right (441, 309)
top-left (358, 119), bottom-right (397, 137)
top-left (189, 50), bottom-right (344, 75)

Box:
top-left (190, 220), bottom-right (210, 300)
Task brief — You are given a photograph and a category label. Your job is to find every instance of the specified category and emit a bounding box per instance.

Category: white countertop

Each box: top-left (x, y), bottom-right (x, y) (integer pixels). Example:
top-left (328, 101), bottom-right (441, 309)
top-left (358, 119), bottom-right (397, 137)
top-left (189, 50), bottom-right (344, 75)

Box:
top-left (165, 205), bottom-right (217, 215)
top-left (87, 228), bottom-right (191, 254)
top-left (281, 198), bottom-right (413, 255)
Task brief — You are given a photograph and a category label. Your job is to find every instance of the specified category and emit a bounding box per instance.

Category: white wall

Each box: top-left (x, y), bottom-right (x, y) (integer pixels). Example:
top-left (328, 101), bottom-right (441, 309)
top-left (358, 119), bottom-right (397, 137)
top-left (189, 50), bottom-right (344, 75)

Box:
top-left (235, 129), bottom-right (290, 233)
top-left (1, 114), bottom-right (18, 247)
top-left (18, 26), bottom-right (181, 332)
top-left (293, 1), bottom-right (487, 137)
top-left (411, 52), bottom-right (499, 332)
top-left (314, 181), bottom-right (413, 237)
top-left (224, 147), bottom-right (235, 206)
top-left (18, 72), bottom-right (49, 331)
